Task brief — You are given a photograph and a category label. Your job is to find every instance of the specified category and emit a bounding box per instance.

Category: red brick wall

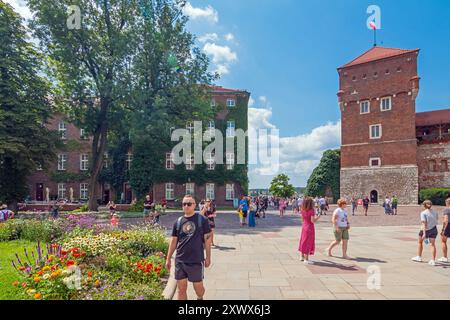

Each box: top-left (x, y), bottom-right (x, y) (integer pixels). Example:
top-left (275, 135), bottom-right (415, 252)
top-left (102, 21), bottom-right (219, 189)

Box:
top-left (339, 52), bottom-right (419, 168)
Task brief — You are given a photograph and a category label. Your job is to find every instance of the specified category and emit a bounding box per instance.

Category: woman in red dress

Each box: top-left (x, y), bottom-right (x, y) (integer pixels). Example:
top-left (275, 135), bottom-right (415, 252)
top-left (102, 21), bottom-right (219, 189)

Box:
top-left (299, 197), bottom-right (322, 264)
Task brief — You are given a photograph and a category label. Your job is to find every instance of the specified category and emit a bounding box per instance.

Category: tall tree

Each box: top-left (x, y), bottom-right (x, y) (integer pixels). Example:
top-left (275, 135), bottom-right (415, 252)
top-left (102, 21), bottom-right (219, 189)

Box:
top-left (128, 0), bottom-right (216, 198)
top-left (269, 174), bottom-right (295, 198)
top-left (305, 149), bottom-right (340, 201)
top-left (0, 2), bottom-right (60, 209)
top-left (27, 0), bottom-right (141, 210)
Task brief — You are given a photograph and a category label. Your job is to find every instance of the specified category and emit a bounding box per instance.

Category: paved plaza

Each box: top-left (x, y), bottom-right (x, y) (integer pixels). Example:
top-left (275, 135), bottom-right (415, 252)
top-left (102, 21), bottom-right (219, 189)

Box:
top-left (158, 206), bottom-right (450, 300)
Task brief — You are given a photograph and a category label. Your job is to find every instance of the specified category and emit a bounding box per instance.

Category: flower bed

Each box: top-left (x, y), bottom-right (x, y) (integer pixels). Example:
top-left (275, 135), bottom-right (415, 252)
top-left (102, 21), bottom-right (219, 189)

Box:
top-left (2, 218), bottom-right (169, 300)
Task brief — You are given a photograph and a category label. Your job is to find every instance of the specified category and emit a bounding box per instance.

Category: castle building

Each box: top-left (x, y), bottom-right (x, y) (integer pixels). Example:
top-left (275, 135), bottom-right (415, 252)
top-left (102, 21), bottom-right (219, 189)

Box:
top-left (338, 46), bottom-right (450, 204)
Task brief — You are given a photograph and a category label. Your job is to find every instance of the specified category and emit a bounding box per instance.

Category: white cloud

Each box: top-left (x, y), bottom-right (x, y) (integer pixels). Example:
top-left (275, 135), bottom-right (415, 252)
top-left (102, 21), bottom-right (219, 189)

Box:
top-left (215, 64), bottom-right (229, 75)
top-left (248, 105), bottom-right (341, 188)
top-left (202, 43), bottom-right (237, 64)
top-left (224, 33), bottom-right (235, 41)
top-left (248, 97), bottom-right (255, 107)
top-left (198, 33), bottom-right (219, 43)
top-left (4, 0), bottom-right (32, 20)
top-left (203, 43), bottom-right (238, 75)
top-left (183, 2), bottom-right (218, 23)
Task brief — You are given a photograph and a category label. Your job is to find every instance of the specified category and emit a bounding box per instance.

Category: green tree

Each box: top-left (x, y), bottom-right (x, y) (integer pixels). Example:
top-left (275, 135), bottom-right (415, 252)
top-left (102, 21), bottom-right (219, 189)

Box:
top-left (269, 174), bottom-right (295, 198)
top-left (27, 0), bottom-right (142, 210)
top-left (0, 2), bottom-right (60, 209)
top-left (128, 0), bottom-right (216, 198)
top-left (305, 149), bottom-right (340, 201)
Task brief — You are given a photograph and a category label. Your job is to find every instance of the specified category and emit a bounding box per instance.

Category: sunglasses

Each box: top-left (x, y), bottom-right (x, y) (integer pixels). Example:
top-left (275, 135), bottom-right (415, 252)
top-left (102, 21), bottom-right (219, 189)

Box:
top-left (182, 202), bottom-right (194, 207)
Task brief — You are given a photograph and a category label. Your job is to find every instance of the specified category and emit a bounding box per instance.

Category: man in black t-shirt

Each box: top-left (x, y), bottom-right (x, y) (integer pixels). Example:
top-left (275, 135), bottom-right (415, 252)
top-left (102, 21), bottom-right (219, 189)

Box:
top-left (165, 195), bottom-right (212, 300)
top-left (143, 195), bottom-right (153, 219)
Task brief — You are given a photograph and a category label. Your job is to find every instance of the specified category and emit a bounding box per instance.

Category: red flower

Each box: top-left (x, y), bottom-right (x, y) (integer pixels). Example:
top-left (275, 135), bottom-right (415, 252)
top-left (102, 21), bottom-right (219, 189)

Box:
top-left (73, 253), bottom-right (81, 258)
top-left (22, 283), bottom-right (27, 288)
top-left (87, 272), bottom-right (93, 278)
top-left (66, 260), bottom-right (75, 267)
top-left (37, 271), bottom-right (44, 276)
top-left (81, 252), bottom-right (86, 257)
top-left (61, 250), bottom-right (67, 255)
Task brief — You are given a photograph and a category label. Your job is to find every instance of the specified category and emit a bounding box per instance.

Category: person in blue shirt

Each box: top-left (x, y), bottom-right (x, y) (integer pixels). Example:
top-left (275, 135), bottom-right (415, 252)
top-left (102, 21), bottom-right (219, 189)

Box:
top-left (239, 196), bottom-right (249, 227)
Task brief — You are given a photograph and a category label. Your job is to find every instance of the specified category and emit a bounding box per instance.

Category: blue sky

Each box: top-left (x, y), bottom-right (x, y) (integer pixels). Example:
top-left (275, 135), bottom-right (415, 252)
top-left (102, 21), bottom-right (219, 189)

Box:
top-left (7, 0), bottom-right (450, 188)
top-left (184, 0), bottom-right (450, 188)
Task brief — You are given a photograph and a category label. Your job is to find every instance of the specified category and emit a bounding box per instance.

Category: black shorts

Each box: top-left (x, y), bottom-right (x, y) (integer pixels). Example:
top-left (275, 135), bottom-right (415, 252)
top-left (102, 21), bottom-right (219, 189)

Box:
top-left (443, 226), bottom-right (450, 238)
top-left (175, 262), bottom-right (204, 282)
top-left (419, 226), bottom-right (438, 239)
top-left (392, 204), bottom-right (397, 209)
top-left (208, 218), bottom-right (215, 229)
top-left (242, 210), bottom-right (248, 218)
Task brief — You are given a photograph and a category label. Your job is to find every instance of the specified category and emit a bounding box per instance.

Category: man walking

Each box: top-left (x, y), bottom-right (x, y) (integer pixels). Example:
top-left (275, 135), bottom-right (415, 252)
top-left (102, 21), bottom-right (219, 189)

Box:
top-left (166, 195), bottom-right (212, 300)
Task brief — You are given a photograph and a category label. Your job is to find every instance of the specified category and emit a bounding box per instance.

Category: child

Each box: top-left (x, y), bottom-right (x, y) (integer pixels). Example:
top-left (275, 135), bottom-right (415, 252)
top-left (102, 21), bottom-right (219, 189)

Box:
top-left (412, 200), bottom-right (439, 266)
top-left (111, 213), bottom-right (120, 228)
top-left (326, 198), bottom-right (351, 259)
top-left (248, 200), bottom-right (257, 228)
top-left (438, 198), bottom-right (450, 263)
top-left (299, 197), bottom-right (321, 264)
top-left (107, 201), bottom-right (116, 218)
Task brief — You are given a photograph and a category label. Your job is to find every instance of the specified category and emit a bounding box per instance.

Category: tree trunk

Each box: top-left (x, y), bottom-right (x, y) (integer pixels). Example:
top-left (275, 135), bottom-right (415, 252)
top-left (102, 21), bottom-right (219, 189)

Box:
top-left (88, 97), bottom-right (109, 211)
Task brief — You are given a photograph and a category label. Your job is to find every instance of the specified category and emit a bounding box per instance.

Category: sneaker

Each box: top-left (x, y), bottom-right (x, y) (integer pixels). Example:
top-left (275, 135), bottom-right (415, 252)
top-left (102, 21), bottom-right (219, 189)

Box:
top-left (437, 257), bottom-right (449, 263)
top-left (411, 256), bottom-right (423, 262)
top-left (303, 260), bottom-right (313, 265)
top-left (428, 260), bottom-right (436, 266)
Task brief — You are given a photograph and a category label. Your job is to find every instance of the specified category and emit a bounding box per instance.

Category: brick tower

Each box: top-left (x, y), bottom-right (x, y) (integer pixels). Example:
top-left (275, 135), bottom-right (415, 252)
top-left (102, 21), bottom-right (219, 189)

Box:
top-left (337, 46), bottom-right (421, 204)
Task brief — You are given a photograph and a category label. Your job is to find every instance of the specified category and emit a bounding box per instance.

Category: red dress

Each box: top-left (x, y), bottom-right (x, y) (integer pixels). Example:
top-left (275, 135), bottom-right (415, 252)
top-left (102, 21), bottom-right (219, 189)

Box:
top-left (299, 209), bottom-right (315, 255)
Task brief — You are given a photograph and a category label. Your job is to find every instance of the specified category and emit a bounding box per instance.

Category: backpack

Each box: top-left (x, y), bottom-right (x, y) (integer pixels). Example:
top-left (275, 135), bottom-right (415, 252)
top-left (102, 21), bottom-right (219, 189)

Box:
top-left (0, 210), bottom-right (7, 222)
top-left (176, 213), bottom-right (203, 236)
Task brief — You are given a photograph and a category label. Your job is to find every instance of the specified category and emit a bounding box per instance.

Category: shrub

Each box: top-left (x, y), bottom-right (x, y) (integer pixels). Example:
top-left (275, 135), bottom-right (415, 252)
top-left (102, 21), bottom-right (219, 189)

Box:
top-left (0, 220), bottom-right (25, 241)
top-left (71, 205), bottom-right (89, 213)
top-left (20, 220), bottom-right (63, 243)
top-left (128, 200), bottom-right (144, 212)
top-left (119, 224), bottom-right (168, 257)
top-left (419, 188), bottom-right (450, 206)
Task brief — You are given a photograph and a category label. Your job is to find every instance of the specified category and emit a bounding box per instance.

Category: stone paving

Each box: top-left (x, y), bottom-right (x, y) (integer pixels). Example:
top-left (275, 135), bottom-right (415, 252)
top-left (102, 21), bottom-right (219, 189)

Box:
top-left (162, 206), bottom-right (450, 300)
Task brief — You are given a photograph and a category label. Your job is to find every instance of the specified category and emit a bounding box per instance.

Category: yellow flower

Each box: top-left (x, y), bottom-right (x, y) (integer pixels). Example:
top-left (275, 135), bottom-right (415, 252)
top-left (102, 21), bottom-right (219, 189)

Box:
top-left (42, 266), bottom-right (51, 272)
top-left (27, 289), bottom-right (36, 295)
top-left (33, 277), bottom-right (41, 283)
top-left (34, 293), bottom-right (42, 300)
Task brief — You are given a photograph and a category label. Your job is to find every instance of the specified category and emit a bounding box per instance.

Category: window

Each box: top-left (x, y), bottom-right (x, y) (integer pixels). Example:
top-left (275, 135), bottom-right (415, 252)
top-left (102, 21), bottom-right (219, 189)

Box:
top-left (370, 158), bottom-right (381, 167)
top-left (362, 74), bottom-right (367, 79)
top-left (80, 128), bottom-right (88, 140)
top-left (103, 152), bottom-right (109, 169)
top-left (185, 153), bottom-right (194, 170)
top-left (58, 121), bottom-right (67, 139)
top-left (206, 152), bottom-right (215, 170)
top-left (165, 183), bottom-right (175, 200)
top-left (80, 183), bottom-right (88, 200)
top-left (166, 153), bottom-right (175, 170)
top-left (397, 67), bottom-right (402, 73)
top-left (210, 99), bottom-right (216, 107)
top-left (374, 72), bottom-right (378, 78)
top-left (58, 154), bottom-right (67, 171)
top-left (185, 183), bottom-right (195, 196)
top-left (227, 99), bottom-right (236, 108)
top-left (58, 183), bottom-right (66, 199)
top-left (226, 184), bottom-right (235, 200)
top-left (380, 96), bottom-right (392, 111)
top-left (206, 183), bottom-right (215, 200)
top-left (226, 152), bottom-right (234, 170)
top-left (186, 121), bottom-right (194, 134)
top-left (126, 152), bottom-right (133, 170)
top-left (80, 154), bottom-right (89, 171)
top-left (226, 121), bottom-right (235, 137)
top-left (385, 69), bottom-right (390, 75)
top-left (207, 120), bottom-right (215, 138)
top-left (441, 160), bottom-right (448, 172)
top-left (360, 100), bottom-right (370, 114)
top-left (370, 124), bottom-right (382, 139)
top-left (352, 76), bottom-right (356, 81)
top-left (429, 160), bottom-right (437, 172)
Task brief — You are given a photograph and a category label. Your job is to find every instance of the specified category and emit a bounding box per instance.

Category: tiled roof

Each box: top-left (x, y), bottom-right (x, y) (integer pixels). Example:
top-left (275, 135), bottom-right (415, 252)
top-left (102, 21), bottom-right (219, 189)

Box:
top-left (339, 46), bottom-right (419, 69)
top-left (416, 109), bottom-right (450, 127)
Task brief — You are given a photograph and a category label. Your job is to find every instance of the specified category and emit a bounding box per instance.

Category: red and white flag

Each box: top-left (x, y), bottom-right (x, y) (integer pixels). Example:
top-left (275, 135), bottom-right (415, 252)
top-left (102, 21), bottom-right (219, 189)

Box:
top-left (369, 21), bottom-right (377, 30)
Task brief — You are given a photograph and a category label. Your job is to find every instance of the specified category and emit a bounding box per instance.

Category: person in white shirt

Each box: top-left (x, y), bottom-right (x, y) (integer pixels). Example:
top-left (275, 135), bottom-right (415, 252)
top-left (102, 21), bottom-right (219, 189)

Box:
top-left (326, 198), bottom-right (351, 259)
top-left (412, 200), bottom-right (439, 266)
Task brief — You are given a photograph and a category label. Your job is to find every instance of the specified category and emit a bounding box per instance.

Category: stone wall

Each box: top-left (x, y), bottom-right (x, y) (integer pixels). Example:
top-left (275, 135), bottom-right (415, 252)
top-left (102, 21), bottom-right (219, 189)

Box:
top-left (340, 165), bottom-right (419, 205)
top-left (418, 142), bottom-right (450, 189)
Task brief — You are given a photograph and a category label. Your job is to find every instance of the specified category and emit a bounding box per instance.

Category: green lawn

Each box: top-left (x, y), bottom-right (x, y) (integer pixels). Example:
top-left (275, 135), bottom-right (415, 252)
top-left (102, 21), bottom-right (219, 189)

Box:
top-left (0, 240), bottom-right (37, 300)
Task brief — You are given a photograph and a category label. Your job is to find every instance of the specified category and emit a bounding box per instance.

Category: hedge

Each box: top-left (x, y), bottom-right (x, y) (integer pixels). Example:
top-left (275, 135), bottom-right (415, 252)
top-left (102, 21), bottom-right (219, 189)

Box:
top-left (419, 188), bottom-right (450, 206)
